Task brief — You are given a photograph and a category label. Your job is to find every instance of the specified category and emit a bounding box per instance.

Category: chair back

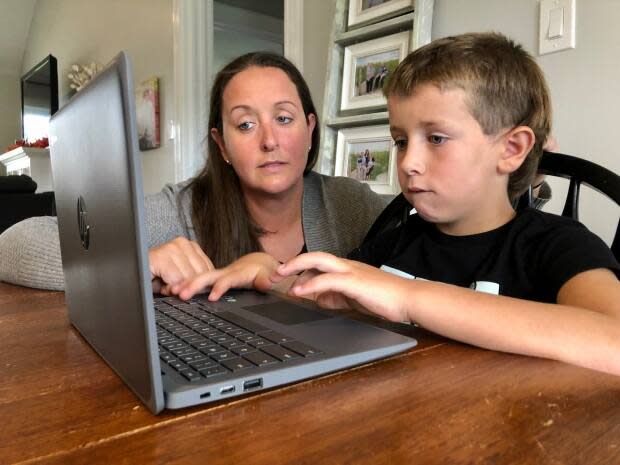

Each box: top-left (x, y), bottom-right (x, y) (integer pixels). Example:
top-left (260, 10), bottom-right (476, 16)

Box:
top-left (362, 193), bottom-right (410, 245)
top-left (533, 151), bottom-right (619, 260)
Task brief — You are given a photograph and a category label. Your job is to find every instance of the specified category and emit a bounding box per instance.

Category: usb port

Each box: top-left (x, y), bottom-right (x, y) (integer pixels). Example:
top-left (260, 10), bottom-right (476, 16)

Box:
top-left (243, 378), bottom-right (263, 391)
top-left (219, 385), bottom-right (236, 395)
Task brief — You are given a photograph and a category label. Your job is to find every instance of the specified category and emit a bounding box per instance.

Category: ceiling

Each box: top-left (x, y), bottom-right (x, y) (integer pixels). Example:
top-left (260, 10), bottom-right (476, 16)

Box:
top-left (0, 0), bottom-right (37, 77)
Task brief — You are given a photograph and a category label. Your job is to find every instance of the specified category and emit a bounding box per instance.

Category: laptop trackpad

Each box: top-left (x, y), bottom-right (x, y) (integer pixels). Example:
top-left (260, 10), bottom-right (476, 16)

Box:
top-left (243, 302), bottom-right (332, 325)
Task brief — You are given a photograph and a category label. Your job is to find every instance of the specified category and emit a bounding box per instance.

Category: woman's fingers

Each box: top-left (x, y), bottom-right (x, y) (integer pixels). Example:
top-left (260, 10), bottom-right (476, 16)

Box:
top-left (149, 238), bottom-right (215, 289)
top-left (169, 238), bottom-right (212, 278)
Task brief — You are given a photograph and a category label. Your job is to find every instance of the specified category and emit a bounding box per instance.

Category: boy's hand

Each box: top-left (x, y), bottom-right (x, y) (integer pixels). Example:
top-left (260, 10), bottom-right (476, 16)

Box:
top-left (171, 252), bottom-right (280, 301)
top-left (275, 252), bottom-right (410, 323)
top-left (149, 237), bottom-right (214, 295)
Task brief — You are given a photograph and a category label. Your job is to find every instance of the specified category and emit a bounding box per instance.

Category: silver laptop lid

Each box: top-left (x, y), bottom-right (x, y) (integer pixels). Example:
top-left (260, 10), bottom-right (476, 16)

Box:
top-left (49, 52), bottom-right (164, 413)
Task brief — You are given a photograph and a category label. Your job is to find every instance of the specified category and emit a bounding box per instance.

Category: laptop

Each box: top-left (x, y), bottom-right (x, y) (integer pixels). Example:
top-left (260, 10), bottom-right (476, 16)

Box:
top-left (49, 51), bottom-right (417, 414)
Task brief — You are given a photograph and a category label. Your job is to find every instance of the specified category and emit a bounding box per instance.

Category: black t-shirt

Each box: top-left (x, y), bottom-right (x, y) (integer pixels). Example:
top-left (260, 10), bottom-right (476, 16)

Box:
top-left (349, 208), bottom-right (620, 303)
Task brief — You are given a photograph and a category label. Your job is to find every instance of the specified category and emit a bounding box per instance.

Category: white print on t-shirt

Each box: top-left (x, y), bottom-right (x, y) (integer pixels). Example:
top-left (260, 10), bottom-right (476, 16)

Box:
top-left (380, 265), bottom-right (500, 295)
top-left (469, 281), bottom-right (500, 295)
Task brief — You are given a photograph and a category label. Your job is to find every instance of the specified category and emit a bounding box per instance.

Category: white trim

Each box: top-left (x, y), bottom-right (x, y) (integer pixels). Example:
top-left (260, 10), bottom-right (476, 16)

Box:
top-left (412, 0), bottom-right (434, 48)
top-left (284, 0), bottom-right (304, 73)
top-left (172, 0), bottom-right (212, 183)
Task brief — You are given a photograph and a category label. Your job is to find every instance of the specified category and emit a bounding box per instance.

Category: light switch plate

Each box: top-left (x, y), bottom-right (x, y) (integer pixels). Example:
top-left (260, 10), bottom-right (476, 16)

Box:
top-left (539, 0), bottom-right (576, 55)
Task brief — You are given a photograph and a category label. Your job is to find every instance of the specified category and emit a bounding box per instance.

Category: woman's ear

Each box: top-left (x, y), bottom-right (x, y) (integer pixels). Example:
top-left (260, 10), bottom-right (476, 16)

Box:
top-left (497, 126), bottom-right (535, 174)
top-left (210, 128), bottom-right (230, 163)
top-left (307, 112), bottom-right (316, 132)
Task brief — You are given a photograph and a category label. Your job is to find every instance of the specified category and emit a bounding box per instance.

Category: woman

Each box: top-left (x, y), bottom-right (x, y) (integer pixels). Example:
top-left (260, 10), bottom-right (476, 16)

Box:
top-left (0, 52), bottom-right (387, 291)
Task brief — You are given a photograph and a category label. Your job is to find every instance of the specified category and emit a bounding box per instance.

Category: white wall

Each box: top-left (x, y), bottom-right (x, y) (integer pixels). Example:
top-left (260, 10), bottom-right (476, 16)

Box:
top-left (0, 74), bottom-right (20, 151)
top-left (431, 0), bottom-right (619, 245)
top-left (23, 0), bottom-right (175, 194)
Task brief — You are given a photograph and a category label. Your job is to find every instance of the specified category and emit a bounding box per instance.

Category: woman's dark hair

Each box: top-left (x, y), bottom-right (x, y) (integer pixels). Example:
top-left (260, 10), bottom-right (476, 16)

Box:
top-left (187, 52), bottom-right (320, 267)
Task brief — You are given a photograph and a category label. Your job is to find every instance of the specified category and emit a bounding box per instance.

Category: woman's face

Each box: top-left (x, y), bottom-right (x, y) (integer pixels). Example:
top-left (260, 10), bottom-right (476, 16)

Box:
top-left (212, 66), bottom-right (316, 198)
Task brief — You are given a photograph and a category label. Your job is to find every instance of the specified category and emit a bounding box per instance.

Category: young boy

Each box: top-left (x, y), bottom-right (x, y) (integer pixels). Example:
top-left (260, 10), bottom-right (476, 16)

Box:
top-left (173, 33), bottom-right (620, 376)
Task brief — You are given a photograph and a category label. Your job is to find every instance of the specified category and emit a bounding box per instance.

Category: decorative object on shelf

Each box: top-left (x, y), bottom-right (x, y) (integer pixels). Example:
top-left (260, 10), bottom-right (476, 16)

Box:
top-left (335, 125), bottom-right (399, 195)
top-left (135, 77), bottom-right (161, 151)
top-left (348, 0), bottom-right (414, 28)
top-left (5, 137), bottom-right (49, 152)
top-left (341, 30), bottom-right (410, 111)
top-left (68, 63), bottom-right (103, 92)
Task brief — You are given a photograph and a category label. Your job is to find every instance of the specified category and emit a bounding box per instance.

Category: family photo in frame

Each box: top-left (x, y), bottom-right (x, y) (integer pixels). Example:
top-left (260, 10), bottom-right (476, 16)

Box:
top-left (340, 30), bottom-right (410, 111)
top-left (135, 76), bottom-right (161, 151)
top-left (335, 125), bottom-right (399, 195)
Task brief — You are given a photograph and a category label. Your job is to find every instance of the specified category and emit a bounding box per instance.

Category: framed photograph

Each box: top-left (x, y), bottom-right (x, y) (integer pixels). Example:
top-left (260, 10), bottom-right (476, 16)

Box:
top-left (135, 77), bottom-right (161, 151)
top-left (348, 0), bottom-right (414, 28)
top-left (335, 125), bottom-right (399, 195)
top-left (341, 30), bottom-right (410, 111)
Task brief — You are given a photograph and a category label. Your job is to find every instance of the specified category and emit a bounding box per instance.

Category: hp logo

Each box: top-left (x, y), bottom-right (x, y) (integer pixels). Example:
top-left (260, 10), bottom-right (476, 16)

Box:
top-left (77, 196), bottom-right (90, 250)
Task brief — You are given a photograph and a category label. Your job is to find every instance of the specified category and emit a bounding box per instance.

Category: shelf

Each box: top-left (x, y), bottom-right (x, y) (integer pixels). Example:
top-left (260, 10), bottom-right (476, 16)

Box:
top-left (334, 12), bottom-right (414, 46)
top-left (326, 112), bottom-right (389, 129)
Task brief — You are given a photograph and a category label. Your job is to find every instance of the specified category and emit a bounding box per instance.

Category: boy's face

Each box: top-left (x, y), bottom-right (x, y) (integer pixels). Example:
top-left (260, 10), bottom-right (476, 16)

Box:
top-left (388, 83), bottom-right (512, 235)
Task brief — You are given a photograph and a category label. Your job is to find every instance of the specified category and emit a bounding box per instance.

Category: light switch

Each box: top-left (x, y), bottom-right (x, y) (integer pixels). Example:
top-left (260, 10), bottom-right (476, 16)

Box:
top-left (548, 7), bottom-right (564, 39)
top-left (539, 0), bottom-right (576, 55)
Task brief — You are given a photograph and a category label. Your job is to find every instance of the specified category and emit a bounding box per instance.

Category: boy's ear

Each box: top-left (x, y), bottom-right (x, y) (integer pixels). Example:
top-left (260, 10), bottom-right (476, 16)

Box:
top-left (497, 126), bottom-right (535, 174)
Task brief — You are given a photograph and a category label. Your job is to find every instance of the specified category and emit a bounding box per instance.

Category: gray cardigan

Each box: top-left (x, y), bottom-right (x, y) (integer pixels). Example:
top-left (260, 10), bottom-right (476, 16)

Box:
top-left (0, 172), bottom-right (388, 291)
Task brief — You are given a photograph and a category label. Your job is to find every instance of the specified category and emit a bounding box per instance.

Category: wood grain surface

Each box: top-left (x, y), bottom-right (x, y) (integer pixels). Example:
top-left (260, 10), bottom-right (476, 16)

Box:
top-left (1, 282), bottom-right (618, 465)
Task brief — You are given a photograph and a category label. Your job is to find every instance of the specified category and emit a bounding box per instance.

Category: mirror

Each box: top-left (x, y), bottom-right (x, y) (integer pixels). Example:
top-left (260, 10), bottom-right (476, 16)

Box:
top-left (21, 54), bottom-right (58, 143)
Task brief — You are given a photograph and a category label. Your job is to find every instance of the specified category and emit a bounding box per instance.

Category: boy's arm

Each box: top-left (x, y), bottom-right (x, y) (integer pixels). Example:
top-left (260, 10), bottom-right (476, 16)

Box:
top-left (280, 253), bottom-right (620, 376)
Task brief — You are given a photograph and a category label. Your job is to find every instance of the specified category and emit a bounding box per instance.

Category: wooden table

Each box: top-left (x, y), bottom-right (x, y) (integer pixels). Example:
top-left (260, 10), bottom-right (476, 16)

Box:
top-left (1, 281), bottom-right (619, 465)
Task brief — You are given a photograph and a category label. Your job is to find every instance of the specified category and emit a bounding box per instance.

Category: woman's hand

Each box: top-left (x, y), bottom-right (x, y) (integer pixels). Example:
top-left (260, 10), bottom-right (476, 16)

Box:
top-left (171, 252), bottom-right (281, 301)
top-left (149, 237), bottom-right (214, 295)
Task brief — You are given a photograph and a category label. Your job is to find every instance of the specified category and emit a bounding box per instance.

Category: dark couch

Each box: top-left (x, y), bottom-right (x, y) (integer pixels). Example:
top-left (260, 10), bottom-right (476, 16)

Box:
top-left (0, 175), bottom-right (56, 234)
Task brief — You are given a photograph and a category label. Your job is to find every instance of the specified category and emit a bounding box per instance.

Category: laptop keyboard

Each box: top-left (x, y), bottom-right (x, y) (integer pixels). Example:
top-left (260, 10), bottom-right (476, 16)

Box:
top-left (155, 296), bottom-right (323, 383)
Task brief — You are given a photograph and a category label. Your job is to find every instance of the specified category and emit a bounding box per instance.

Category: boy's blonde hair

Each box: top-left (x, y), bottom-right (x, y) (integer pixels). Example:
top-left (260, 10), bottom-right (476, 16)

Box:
top-left (384, 32), bottom-right (552, 200)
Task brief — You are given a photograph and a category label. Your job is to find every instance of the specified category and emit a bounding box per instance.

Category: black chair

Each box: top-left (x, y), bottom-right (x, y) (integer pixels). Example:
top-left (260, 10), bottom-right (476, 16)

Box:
top-left (363, 151), bottom-right (620, 260)
top-left (0, 175), bottom-right (56, 234)
top-left (532, 151), bottom-right (620, 260)
top-left (362, 192), bottom-right (411, 245)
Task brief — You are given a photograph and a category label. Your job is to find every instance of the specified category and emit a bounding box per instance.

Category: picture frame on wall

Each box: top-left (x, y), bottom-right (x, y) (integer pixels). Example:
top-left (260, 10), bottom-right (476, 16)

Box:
top-left (335, 125), bottom-right (399, 195)
top-left (340, 30), bottom-right (410, 111)
top-left (135, 77), bottom-right (161, 151)
top-left (347, 0), bottom-right (414, 28)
